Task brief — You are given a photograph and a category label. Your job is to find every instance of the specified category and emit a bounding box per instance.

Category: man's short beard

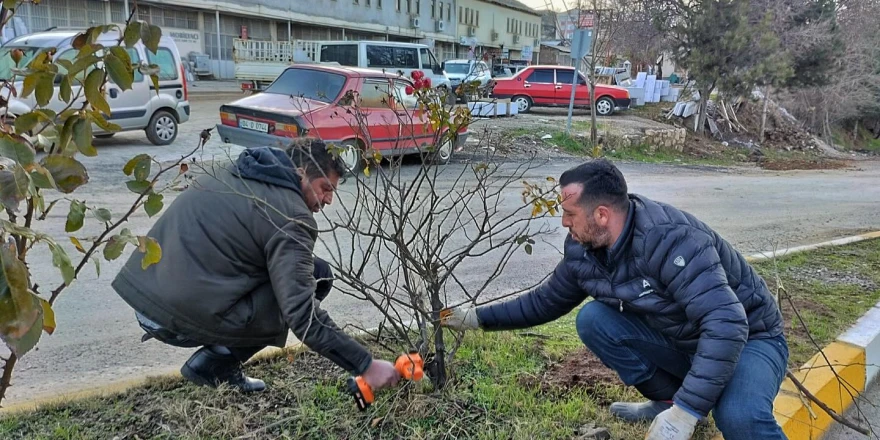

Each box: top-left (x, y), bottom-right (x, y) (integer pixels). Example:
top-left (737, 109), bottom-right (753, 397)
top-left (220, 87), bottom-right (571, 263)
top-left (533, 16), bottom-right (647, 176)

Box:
top-left (582, 219), bottom-right (612, 249)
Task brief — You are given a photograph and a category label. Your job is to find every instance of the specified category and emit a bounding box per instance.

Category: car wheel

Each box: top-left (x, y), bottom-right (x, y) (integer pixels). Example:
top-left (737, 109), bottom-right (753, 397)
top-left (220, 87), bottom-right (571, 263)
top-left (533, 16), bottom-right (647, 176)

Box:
top-left (338, 140), bottom-right (364, 175)
top-left (426, 134), bottom-right (454, 166)
top-left (145, 110), bottom-right (178, 146)
top-left (95, 133), bottom-right (115, 139)
top-left (595, 97), bottom-right (615, 116)
top-left (513, 95), bottom-right (532, 113)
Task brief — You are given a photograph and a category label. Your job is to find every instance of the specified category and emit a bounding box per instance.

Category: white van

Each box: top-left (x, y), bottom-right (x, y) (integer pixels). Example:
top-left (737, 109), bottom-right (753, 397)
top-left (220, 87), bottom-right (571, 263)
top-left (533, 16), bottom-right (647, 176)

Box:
top-left (0, 29), bottom-right (190, 145)
top-left (317, 41), bottom-right (451, 92)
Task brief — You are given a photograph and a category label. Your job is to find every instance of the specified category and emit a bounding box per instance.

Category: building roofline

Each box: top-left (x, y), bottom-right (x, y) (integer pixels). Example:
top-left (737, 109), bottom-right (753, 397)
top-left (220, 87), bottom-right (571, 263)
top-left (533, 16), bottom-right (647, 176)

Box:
top-left (479, 0), bottom-right (543, 17)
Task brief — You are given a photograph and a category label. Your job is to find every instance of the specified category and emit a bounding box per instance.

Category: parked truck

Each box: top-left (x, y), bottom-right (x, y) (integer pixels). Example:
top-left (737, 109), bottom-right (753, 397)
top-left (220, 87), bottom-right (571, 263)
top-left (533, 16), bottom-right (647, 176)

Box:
top-left (233, 39), bottom-right (320, 91)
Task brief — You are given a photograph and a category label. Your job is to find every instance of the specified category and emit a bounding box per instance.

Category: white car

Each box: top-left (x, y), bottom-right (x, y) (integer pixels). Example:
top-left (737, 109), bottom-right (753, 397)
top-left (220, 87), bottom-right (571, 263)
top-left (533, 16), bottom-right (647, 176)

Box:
top-left (0, 29), bottom-right (190, 145)
top-left (317, 41), bottom-right (451, 92)
top-left (442, 59), bottom-right (492, 100)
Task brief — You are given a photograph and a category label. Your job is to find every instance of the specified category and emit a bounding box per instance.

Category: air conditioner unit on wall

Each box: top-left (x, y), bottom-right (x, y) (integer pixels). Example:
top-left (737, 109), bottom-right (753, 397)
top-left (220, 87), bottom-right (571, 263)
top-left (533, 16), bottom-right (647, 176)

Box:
top-left (467, 26), bottom-right (476, 36)
top-left (491, 31), bottom-right (499, 41)
top-left (513, 34), bottom-right (520, 44)
top-left (411, 16), bottom-right (421, 28)
top-left (436, 20), bottom-right (446, 32)
top-left (533, 38), bottom-right (539, 46)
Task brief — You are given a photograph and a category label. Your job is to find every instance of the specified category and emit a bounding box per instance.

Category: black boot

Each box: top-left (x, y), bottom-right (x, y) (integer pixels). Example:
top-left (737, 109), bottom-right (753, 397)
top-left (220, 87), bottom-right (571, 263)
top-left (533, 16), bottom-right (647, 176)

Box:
top-left (180, 346), bottom-right (266, 392)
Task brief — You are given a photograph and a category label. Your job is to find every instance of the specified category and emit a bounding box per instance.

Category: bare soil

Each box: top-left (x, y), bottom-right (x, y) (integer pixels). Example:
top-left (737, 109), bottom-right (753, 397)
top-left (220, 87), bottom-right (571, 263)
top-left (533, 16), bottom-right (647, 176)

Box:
top-left (458, 107), bottom-right (858, 171)
top-left (520, 348), bottom-right (623, 405)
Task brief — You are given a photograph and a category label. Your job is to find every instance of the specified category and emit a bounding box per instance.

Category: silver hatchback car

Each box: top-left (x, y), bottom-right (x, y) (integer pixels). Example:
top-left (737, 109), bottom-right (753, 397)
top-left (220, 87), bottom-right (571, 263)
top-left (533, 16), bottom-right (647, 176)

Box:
top-left (1, 29), bottom-right (190, 145)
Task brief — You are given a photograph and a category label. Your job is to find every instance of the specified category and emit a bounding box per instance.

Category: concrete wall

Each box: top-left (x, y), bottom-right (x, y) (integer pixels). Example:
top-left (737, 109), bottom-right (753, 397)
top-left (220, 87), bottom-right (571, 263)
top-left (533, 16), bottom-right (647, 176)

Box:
top-left (148, 0), bottom-right (457, 43)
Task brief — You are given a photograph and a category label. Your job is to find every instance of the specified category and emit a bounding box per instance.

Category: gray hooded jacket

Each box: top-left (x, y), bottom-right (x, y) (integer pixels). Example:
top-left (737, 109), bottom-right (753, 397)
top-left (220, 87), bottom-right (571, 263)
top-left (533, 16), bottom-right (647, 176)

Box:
top-left (111, 147), bottom-right (373, 375)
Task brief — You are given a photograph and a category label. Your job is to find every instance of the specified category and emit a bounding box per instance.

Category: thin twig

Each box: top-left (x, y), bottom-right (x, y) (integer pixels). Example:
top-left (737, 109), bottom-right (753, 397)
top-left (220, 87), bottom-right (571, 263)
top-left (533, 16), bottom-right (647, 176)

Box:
top-left (785, 369), bottom-right (870, 435)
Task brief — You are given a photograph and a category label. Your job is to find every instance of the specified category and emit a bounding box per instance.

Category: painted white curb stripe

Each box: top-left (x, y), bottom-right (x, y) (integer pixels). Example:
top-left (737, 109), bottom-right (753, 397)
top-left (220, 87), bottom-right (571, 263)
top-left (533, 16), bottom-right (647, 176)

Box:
top-left (838, 303), bottom-right (880, 388)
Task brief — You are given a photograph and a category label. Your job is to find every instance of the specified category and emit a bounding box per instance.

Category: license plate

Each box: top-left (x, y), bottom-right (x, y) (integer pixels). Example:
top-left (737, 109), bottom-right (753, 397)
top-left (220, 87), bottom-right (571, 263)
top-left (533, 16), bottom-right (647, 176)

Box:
top-left (239, 119), bottom-right (269, 133)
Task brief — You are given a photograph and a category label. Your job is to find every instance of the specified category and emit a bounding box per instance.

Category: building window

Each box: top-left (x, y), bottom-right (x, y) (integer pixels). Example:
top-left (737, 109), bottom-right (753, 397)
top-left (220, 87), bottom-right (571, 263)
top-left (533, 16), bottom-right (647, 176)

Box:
top-left (205, 13), bottom-right (271, 60)
top-left (360, 80), bottom-right (392, 109)
top-left (431, 0), bottom-right (435, 18)
top-left (366, 45), bottom-right (419, 69)
top-left (147, 48), bottom-right (179, 80)
top-left (109, 2), bottom-right (197, 29)
top-left (416, 0), bottom-right (420, 14)
top-left (476, 11), bottom-right (479, 27)
top-left (378, 0), bottom-right (382, 7)
top-left (459, 6), bottom-right (462, 23)
top-left (446, 3), bottom-right (450, 20)
top-left (407, 0), bottom-right (411, 13)
top-left (397, 0), bottom-right (401, 11)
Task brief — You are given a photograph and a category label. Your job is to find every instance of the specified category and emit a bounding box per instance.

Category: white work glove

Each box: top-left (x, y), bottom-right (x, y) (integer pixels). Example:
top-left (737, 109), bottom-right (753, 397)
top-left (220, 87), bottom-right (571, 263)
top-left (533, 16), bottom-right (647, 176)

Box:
top-left (361, 359), bottom-right (401, 391)
top-left (439, 306), bottom-right (481, 331)
top-left (645, 405), bottom-right (699, 440)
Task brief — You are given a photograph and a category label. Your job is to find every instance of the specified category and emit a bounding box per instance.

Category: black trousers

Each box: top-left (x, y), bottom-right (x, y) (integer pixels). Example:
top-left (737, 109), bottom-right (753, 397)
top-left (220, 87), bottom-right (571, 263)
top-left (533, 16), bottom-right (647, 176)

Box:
top-left (137, 257), bottom-right (334, 363)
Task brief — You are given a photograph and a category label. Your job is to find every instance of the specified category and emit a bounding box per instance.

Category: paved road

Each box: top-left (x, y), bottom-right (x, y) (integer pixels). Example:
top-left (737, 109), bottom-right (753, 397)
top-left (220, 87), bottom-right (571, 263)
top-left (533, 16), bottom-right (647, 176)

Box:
top-left (4, 98), bottom-right (880, 407)
top-left (823, 381), bottom-right (880, 439)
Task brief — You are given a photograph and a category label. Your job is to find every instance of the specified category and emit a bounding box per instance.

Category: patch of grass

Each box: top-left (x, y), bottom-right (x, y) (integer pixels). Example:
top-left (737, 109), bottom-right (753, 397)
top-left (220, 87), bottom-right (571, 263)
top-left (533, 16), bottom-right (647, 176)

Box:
top-left (752, 238), bottom-right (880, 366)
top-left (0, 318), bottom-right (717, 439)
top-left (627, 102), bottom-right (670, 124)
top-left (2, 240), bottom-right (878, 439)
top-left (572, 120), bottom-right (608, 132)
top-left (831, 126), bottom-right (880, 155)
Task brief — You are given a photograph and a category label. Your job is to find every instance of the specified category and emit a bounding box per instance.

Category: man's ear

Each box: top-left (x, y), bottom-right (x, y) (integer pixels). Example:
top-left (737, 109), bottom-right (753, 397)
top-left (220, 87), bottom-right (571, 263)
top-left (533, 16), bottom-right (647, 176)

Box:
top-left (295, 167), bottom-right (307, 179)
top-left (595, 205), bottom-right (611, 226)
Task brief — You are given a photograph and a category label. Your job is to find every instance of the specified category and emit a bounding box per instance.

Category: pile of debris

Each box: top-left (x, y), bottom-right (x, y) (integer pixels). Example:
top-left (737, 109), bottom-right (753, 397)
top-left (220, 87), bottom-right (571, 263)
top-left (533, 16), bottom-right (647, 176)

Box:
top-left (662, 88), bottom-right (819, 152)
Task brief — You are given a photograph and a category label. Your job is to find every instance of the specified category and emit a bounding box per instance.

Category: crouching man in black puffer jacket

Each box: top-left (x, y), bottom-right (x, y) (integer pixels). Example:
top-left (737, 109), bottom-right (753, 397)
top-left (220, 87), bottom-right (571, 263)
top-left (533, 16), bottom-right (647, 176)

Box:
top-left (441, 159), bottom-right (788, 440)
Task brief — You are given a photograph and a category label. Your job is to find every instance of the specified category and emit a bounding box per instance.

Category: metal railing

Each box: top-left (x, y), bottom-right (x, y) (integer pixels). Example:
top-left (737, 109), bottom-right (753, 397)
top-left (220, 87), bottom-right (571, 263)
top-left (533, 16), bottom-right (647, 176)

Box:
top-left (232, 39), bottom-right (321, 64)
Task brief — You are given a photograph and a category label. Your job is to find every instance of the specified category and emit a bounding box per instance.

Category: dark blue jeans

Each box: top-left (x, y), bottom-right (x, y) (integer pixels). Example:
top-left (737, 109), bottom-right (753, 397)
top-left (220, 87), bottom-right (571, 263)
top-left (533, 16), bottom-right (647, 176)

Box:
top-left (575, 301), bottom-right (789, 440)
top-left (137, 257), bottom-right (335, 362)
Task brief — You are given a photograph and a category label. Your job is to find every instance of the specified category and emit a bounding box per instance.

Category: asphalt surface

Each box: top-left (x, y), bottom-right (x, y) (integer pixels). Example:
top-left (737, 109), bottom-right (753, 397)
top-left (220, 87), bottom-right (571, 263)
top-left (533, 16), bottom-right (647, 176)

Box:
top-left (4, 98), bottom-right (880, 423)
top-left (823, 381), bottom-right (880, 439)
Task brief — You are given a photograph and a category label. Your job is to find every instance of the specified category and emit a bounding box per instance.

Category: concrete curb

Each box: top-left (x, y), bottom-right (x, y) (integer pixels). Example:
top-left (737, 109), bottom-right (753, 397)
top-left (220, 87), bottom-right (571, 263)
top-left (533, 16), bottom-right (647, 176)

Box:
top-left (2, 231), bottom-right (879, 430)
top-left (188, 92), bottom-right (244, 102)
top-left (740, 231), bottom-right (880, 439)
top-left (0, 344), bottom-right (303, 415)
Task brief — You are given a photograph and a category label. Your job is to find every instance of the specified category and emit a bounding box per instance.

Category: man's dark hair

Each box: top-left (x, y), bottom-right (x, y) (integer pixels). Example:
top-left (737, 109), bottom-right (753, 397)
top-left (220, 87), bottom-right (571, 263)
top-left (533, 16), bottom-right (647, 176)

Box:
top-left (559, 158), bottom-right (629, 212)
top-left (284, 138), bottom-right (348, 180)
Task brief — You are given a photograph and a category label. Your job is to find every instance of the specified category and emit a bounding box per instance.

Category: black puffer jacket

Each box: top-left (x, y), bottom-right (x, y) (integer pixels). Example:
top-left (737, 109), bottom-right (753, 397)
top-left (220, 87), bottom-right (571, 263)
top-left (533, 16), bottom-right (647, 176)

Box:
top-left (476, 194), bottom-right (784, 416)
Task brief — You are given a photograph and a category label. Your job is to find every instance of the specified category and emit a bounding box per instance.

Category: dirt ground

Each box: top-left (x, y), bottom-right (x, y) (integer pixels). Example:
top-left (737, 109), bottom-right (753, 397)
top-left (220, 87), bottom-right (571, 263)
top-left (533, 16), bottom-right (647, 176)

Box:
top-left (520, 348), bottom-right (623, 406)
top-left (460, 107), bottom-right (858, 170)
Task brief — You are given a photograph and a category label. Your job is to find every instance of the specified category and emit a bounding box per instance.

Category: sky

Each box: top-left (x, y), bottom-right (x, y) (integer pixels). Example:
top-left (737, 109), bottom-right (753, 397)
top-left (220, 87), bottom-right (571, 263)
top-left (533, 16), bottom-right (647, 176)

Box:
top-left (518, 0), bottom-right (568, 11)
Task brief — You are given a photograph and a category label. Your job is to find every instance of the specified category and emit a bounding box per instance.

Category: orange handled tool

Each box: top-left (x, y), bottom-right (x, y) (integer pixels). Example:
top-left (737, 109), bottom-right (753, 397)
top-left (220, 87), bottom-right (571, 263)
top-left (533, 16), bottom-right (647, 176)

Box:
top-left (347, 351), bottom-right (424, 411)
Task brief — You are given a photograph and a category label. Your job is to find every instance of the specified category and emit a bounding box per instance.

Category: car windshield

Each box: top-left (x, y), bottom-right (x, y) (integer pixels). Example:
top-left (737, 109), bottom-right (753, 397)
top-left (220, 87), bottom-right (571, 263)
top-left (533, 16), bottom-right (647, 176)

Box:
top-left (444, 63), bottom-right (471, 74)
top-left (0, 47), bottom-right (42, 80)
top-left (265, 68), bottom-right (347, 103)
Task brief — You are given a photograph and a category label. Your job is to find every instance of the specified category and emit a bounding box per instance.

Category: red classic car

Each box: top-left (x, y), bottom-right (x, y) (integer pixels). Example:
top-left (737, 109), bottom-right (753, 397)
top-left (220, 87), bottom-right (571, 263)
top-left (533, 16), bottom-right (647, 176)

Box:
top-left (489, 65), bottom-right (631, 116)
top-left (217, 64), bottom-right (468, 171)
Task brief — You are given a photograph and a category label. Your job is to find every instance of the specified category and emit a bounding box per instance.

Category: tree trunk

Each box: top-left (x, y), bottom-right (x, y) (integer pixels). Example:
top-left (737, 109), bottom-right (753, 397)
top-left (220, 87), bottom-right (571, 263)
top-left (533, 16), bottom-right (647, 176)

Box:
top-left (0, 353), bottom-right (17, 404)
top-left (429, 288), bottom-right (448, 389)
top-left (760, 87), bottom-right (770, 144)
top-left (696, 88), bottom-right (711, 135)
top-left (852, 120), bottom-right (859, 140)
top-left (589, 81), bottom-right (598, 147)
top-left (824, 110), bottom-right (833, 147)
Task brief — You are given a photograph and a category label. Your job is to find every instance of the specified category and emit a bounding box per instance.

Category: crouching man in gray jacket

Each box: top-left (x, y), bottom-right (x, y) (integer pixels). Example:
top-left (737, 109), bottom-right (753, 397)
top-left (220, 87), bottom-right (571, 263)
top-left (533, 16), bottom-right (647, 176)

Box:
top-left (112, 140), bottom-right (400, 393)
top-left (441, 159), bottom-right (789, 440)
